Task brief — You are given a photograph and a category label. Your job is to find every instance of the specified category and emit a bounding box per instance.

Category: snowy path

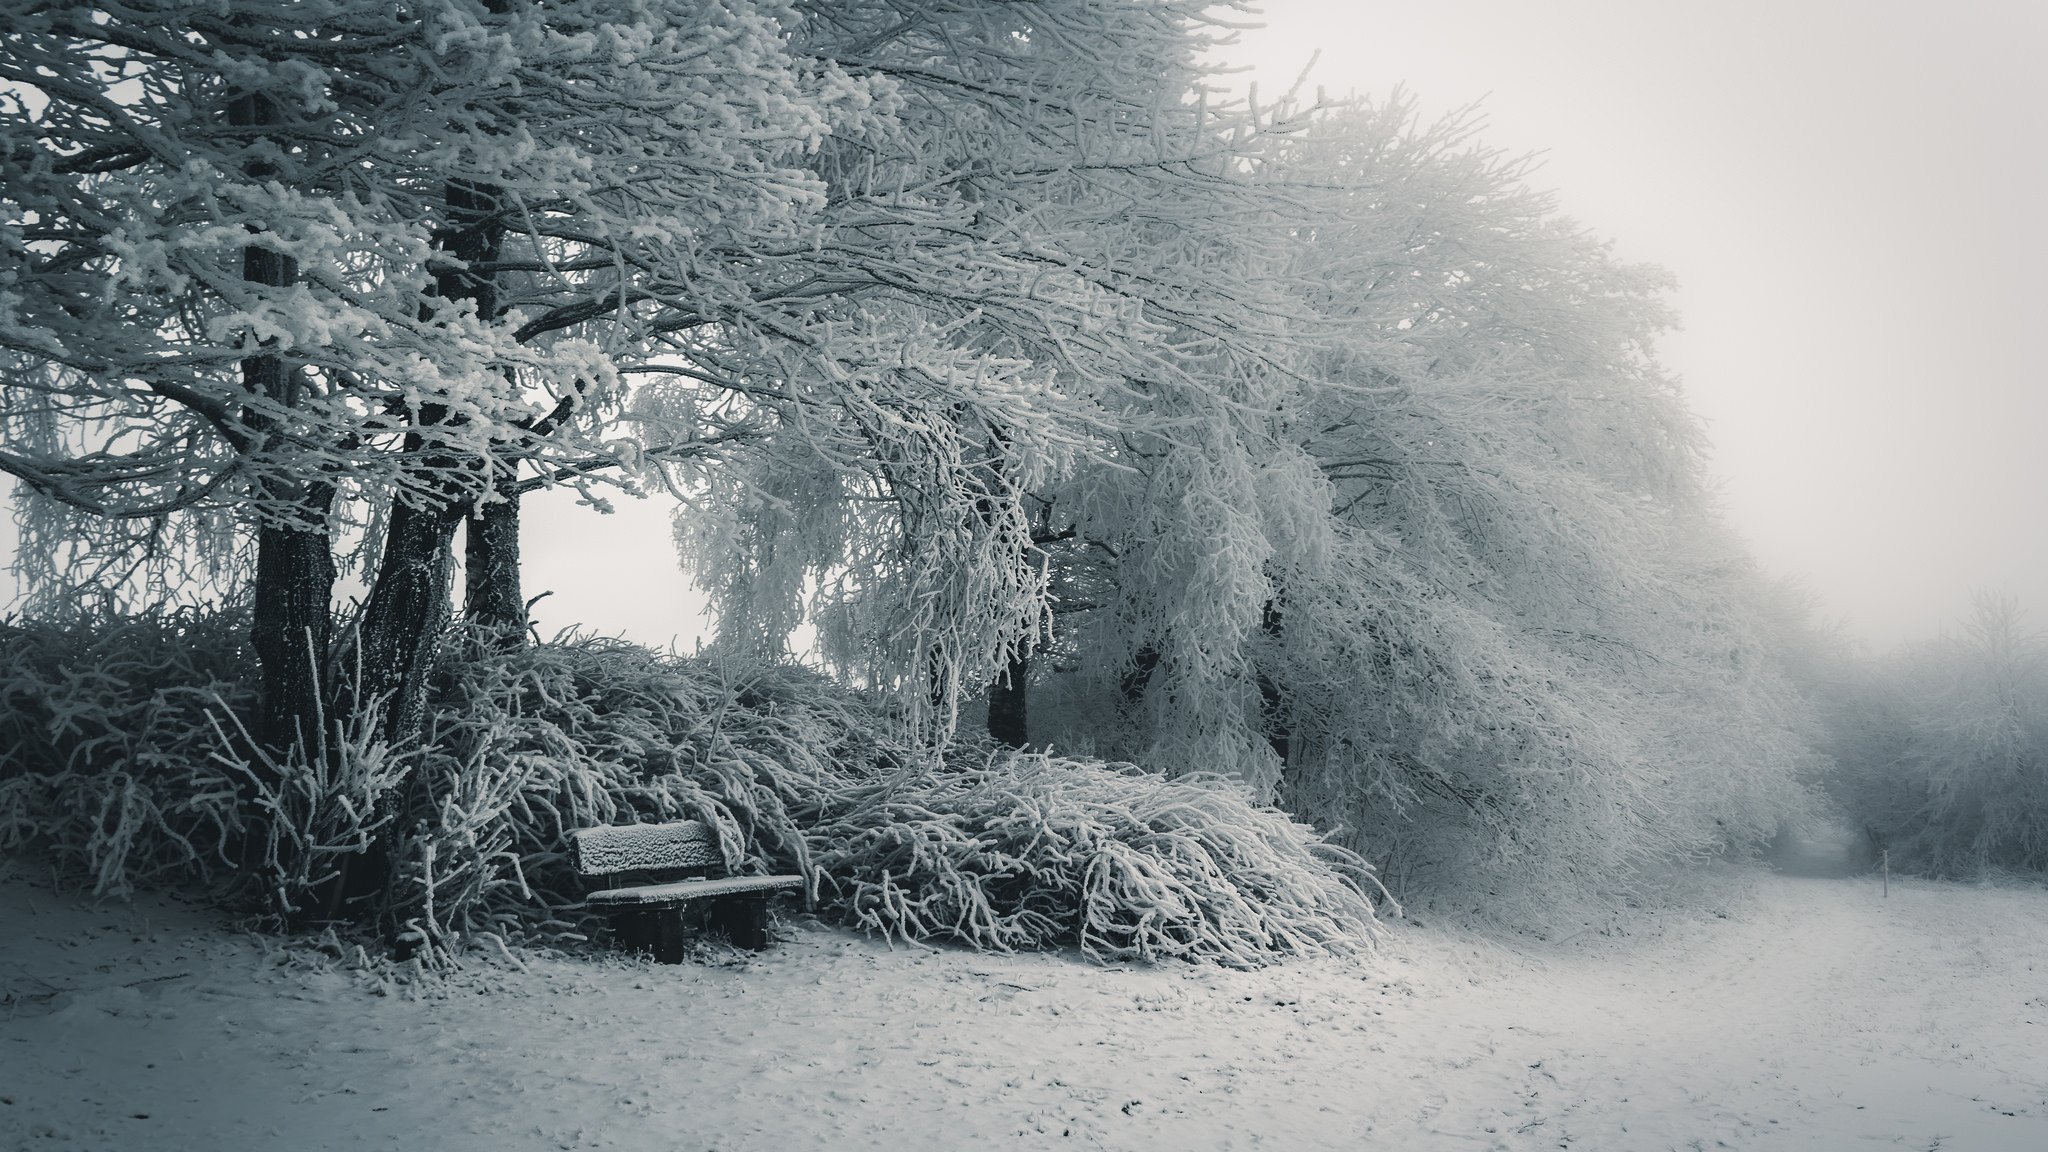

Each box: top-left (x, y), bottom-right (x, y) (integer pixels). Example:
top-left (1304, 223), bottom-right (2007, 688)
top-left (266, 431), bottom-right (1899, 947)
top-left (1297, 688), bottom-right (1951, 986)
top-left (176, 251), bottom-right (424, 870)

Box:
top-left (3, 865), bottom-right (2045, 1151)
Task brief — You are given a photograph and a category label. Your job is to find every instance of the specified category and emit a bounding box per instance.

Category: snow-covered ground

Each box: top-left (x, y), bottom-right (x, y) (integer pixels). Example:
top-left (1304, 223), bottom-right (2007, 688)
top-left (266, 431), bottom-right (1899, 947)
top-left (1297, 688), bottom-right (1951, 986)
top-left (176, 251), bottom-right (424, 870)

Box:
top-left (4, 861), bottom-right (2044, 1151)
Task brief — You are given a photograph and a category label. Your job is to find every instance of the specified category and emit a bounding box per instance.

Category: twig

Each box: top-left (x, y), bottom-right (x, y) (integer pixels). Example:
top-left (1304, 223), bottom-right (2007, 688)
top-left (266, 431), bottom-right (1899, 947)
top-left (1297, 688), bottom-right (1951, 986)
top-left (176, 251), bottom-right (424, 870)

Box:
top-left (123, 971), bottom-right (193, 988)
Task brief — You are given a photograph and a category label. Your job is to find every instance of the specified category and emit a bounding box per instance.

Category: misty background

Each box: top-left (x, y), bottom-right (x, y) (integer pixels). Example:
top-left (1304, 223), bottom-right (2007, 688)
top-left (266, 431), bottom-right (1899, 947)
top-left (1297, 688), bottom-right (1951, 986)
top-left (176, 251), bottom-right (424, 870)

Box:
top-left (5, 0), bottom-right (2040, 651)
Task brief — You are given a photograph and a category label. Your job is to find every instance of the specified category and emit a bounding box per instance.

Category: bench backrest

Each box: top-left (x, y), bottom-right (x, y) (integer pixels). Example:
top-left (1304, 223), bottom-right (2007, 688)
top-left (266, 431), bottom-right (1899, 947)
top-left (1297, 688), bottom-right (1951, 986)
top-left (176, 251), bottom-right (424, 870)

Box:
top-left (571, 820), bottom-right (722, 877)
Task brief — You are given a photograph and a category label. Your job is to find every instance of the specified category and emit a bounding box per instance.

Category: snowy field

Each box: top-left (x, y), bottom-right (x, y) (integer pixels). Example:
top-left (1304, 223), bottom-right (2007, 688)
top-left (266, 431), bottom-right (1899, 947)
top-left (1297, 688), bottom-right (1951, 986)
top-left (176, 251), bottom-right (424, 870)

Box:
top-left (3, 863), bottom-right (2045, 1152)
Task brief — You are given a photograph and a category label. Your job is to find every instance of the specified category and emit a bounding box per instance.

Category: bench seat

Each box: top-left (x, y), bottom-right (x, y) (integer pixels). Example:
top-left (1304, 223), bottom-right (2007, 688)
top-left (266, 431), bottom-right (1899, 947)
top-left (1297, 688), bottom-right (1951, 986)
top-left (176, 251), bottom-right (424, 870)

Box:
top-left (584, 874), bottom-right (803, 908)
top-left (570, 819), bottom-right (801, 958)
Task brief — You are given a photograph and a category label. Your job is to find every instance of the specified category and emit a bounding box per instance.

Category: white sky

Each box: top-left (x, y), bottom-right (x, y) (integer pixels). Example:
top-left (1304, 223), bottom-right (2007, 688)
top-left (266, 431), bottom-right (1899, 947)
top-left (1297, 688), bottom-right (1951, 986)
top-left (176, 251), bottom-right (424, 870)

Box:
top-left (1221, 0), bottom-right (2046, 648)
top-left (5, 0), bottom-right (2042, 651)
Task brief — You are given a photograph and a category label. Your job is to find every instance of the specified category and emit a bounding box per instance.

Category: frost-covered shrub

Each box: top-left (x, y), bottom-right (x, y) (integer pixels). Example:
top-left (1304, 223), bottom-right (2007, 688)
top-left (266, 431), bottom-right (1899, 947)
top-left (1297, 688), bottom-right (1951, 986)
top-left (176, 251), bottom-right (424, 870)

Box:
top-left (809, 753), bottom-right (1383, 965)
top-left (0, 609), bottom-right (408, 919)
top-left (384, 632), bottom-right (1386, 965)
top-left (3, 619), bottom-right (1383, 966)
top-left (207, 698), bottom-right (410, 924)
top-left (383, 635), bottom-right (851, 955)
top-left (0, 610), bottom-right (252, 894)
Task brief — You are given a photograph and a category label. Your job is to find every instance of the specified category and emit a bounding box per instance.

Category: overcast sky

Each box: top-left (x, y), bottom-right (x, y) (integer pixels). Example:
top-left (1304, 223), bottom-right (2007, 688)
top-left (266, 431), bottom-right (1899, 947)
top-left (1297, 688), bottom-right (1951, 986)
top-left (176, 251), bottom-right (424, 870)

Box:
top-left (4, 1), bottom-right (2041, 652)
top-left (1224, 0), bottom-right (2046, 648)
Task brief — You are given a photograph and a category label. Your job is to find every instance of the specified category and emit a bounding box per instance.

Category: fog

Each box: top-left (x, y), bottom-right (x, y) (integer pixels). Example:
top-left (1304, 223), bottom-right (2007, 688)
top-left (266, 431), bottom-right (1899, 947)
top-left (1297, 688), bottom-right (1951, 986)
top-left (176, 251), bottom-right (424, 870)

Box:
top-left (4, 0), bottom-right (2041, 651)
top-left (1225, 0), bottom-right (2047, 648)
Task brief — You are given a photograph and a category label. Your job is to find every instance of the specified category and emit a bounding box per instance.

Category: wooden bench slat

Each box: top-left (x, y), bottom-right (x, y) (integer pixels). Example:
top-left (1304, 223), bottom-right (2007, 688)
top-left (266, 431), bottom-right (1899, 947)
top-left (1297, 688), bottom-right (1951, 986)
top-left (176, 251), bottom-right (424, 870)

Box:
top-left (583, 874), bottom-right (803, 908)
top-left (570, 818), bottom-right (800, 956)
top-left (571, 820), bottom-right (721, 876)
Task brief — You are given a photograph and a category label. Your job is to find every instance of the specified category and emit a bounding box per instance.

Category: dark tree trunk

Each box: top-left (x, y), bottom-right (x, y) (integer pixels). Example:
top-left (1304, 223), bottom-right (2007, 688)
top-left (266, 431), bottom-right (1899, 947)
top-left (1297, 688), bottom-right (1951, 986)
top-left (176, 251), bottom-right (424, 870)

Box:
top-left (1255, 670), bottom-right (1291, 766)
top-left (230, 87), bottom-right (335, 765)
top-left (323, 482), bottom-right (462, 923)
top-left (354, 493), bottom-right (463, 750)
top-left (463, 487), bottom-right (525, 646)
top-left (323, 170), bottom-right (512, 917)
top-left (435, 174), bottom-right (529, 650)
top-left (350, 170), bottom-right (510, 744)
top-left (250, 492), bottom-right (336, 755)
top-left (987, 649), bottom-right (1029, 748)
top-left (438, 179), bottom-right (502, 318)
top-left (1256, 598), bottom-right (1290, 766)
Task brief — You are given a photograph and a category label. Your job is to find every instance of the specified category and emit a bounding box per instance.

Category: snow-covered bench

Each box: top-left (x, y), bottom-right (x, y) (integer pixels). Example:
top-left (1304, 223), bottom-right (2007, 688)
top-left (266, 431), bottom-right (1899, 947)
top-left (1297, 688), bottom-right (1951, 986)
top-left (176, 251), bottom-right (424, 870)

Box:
top-left (571, 820), bottom-right (802, 961)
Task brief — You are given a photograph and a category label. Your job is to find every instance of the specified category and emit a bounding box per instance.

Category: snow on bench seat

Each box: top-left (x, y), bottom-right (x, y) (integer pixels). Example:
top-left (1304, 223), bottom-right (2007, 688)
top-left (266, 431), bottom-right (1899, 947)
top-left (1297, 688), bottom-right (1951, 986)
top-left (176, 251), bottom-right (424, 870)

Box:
top-left (583, 874), bottom-right (804, 908)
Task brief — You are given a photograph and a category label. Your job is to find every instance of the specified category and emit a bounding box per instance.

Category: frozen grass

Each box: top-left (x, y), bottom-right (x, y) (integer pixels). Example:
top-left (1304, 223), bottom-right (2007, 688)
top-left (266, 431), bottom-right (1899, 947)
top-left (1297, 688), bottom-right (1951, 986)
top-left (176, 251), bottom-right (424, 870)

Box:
top-left (0, 614), bottom-right (1384, 967)
top-left (807, 753), bottom-right (1386, 965)
top-left (401, 635), bottom-right (1384, 965)
top-left (0, 609), bottom-right (251, 894)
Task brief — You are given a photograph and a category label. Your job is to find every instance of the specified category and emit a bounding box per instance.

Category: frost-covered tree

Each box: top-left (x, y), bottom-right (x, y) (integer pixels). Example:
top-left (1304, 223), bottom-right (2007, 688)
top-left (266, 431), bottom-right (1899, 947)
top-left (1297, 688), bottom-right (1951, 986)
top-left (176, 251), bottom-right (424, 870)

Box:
top-left (1, 0), bottom-right (898, 755)
top-left (6, 0), bottom-right (1317, 914)
top-left (4, 0), bottom-right (536, 753)
top-left (5, 2), bottom-right (1822, 923)
top-left (1023, 101), bottom-right (1821, 915)
top-left (4, 0), bottom-right (1296, 750)
top-left (671, 0), bottom-right (1307, 736)
top-left (1824, 594), bottom-right (2048, 877)
top-left (2, 0), bottom-right (927, 920)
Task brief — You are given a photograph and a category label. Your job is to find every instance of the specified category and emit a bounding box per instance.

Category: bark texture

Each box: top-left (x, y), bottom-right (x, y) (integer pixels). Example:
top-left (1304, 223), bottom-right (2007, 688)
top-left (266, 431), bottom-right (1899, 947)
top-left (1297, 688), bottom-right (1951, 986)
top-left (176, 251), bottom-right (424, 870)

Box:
top-left (441, 176), bottom-right (529, 649)
top-left (351, 172), bottom-right (512, 747)
top-left (1120, 644), bottom-right (1161, 712)
top-left (330, 172), bottom-right (513, 915)
top-left (464, 489), bottom-right (525, 645)
top-left (233, 87), bottom-right (336, 763)
top-left (1257, 598), bottom-right (1291, 767)
top-left (250, 500), bottom-right (336, 755)
top-left (354, 491), bottom-right (463, 749)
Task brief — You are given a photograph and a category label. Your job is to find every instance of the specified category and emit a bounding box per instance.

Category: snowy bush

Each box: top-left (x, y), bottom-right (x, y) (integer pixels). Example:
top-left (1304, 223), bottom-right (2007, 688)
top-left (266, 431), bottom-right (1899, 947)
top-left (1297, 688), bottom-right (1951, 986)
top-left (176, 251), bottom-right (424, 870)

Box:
top-left (0, 610), bottom-right (251, 895)
top-left (3, 614), bottom-right (1382, 966)
top-left (808, 753), bottom-right (1384, 965)
top-left (397, 634), bottom-right (1384, 965)
top-left (0, 610), bottom-right (407, 920)
top-left (384, 634), bottom-right (842, 956)
top-left (206, 694), bottom-right (410, 925)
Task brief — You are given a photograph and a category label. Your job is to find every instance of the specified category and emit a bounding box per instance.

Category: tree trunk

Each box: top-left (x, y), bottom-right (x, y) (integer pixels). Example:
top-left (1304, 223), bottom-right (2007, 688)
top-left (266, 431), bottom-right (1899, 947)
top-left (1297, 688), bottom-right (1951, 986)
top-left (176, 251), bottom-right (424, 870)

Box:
top-left (351, 168), bottom-right (510, 742)
top-left (1256, 598), bottom-right (1290, 766)
top-left (354, 493), bottom-right (463, 750)
top-left (987, 649), bottom-right (1029, 748)
top-left (464, 485), bottom-right (525, 646)
top-left (1255, 669), bottom-right (1290, 766)
top-left (438, 174), bottom-right (528, 650)
top-left (250, 491), bottom-right (336, 756)
top-left (322, 483), bottom-right (462, 923)
top-left (325, 169), bottom-right (509, 917)
top-left (1120, 643), bottom-right (1160, 712)
top-left (231, 86), bottom-right (336, 764)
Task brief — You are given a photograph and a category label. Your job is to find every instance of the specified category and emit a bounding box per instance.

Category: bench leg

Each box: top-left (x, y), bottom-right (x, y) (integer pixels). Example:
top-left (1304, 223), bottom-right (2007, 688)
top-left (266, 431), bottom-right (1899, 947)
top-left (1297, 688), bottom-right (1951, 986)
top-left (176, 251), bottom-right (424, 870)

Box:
top-left (609, 908), bottom-right (689, 964)
top-left (651, 909), bottom-right (688, 964)
top-left (709, 894), bottom-right (772, 951)
top-left (609, 909), bottom-right (653, 957)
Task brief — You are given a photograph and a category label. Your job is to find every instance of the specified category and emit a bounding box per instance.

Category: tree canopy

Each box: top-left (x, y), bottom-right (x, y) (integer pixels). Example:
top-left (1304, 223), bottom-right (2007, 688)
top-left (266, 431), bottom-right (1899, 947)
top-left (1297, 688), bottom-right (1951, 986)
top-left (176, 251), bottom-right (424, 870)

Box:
top-left (3, 0), bottom-right (1822, 921)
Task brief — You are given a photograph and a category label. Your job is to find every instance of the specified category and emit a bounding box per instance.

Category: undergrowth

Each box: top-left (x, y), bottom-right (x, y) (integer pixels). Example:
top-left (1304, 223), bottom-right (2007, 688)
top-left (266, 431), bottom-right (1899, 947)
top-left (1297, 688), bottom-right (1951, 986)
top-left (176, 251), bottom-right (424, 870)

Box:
top-left (0, 612), bottom-right (1385, 967)
top-left (0, 609), bottom-right (252, 893)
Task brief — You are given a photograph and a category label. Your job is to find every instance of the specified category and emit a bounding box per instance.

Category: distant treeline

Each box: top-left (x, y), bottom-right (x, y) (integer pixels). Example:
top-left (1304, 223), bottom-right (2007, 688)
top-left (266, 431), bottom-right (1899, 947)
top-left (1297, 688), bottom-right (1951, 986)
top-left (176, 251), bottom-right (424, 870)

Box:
top-left (1782, 593), bottom-right (2047, 878)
